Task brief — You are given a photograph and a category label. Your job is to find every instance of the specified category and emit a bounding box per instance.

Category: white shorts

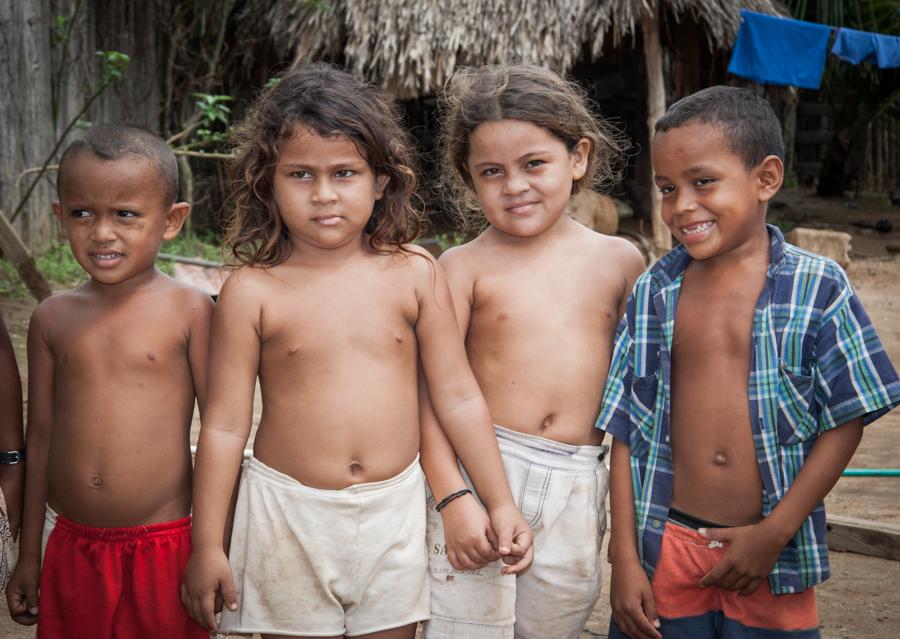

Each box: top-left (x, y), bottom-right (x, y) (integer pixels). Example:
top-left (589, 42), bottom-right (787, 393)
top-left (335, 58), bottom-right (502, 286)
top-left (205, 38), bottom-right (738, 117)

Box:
top-left (423, 426), bottom-right (609, 639)
top-left (219, 455), bottom-right (429, 637)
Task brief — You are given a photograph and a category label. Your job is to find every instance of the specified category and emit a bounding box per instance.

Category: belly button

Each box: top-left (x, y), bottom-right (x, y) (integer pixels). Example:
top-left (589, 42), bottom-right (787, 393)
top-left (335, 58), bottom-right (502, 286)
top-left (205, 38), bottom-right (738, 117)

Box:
top-left (540, 415), bottom-right (554, 431)
top-left (349, 462), bottom-right (364, 475)
top-left (713, 452), bottom-right (727, 466)
top-left (90, 476), bottom-right (104, 488)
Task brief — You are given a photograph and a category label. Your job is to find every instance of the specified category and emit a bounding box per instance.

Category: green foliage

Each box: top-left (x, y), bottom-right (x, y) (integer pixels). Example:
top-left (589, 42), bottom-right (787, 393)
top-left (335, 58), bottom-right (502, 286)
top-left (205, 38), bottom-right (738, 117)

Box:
top-left (0, 261), bottom-right (27, 299)
top-left (434, 231), bottom-right (468, 252)
top-left (161, 231), bottom-right (222, 263)
top-left (98, 50), bottom-right (130, 86)
top-left (36, 242), bottom-right (86, 287)
top-left (190, 93), bottom-right (233, 144)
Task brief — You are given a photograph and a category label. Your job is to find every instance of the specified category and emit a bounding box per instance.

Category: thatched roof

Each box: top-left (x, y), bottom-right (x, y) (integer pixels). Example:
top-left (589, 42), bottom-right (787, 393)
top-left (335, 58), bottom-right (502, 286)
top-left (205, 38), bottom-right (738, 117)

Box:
top-left (241, 0), bottom-right (782, 99)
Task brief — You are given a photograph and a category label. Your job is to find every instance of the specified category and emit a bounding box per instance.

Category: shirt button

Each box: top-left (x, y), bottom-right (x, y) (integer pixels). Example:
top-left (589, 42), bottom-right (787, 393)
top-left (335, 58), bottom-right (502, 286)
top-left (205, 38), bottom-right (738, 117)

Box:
top-left (665, 435), bottom-right (670, 443)
top-left (652, 519), bottom-right (661, 529)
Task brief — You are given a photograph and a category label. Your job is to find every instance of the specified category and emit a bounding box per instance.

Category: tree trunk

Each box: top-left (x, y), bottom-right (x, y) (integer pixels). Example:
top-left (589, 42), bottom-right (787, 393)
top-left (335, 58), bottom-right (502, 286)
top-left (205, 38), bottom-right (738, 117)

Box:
top-left (0, 0), bottom-right (56, 250)
top-left (642, 6), bottom-right (671, 253)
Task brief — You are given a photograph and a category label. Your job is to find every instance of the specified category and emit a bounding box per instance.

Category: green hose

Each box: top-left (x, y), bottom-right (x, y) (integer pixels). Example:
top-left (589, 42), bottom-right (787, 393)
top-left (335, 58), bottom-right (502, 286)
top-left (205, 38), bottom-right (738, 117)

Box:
top-left (841, 468), bottom-right (900, 477)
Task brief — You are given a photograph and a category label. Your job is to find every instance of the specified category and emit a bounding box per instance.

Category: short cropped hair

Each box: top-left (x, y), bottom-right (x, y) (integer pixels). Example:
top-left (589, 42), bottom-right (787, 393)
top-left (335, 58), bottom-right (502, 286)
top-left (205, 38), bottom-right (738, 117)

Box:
top-left (58, 124), bottom-right (179, 204)
top-left (655, 86), bottom-right (784, 169)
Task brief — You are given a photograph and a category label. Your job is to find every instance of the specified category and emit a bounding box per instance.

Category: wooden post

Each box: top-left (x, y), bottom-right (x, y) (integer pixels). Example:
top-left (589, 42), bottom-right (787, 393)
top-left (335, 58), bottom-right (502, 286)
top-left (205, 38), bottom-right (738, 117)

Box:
top-left (642, 5), bottom-right (671, 253)
top-left (0, 209), bottom-right (52, 301)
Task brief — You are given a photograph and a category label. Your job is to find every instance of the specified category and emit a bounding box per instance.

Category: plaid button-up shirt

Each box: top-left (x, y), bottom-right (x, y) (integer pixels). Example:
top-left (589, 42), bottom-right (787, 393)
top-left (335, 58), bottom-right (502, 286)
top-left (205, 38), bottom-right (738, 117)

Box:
top-left (596, 224), bottom-right (900, 594)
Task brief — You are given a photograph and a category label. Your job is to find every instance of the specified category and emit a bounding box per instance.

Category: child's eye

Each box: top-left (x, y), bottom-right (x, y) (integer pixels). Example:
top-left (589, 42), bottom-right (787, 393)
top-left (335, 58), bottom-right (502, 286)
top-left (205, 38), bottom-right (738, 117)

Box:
top-left (481, 167), bottom-right (502, 177)
top-left (525, 159), bottom-right (545, 169)
top-left (659, 185), bottom-right (675, 196)
top-left (695, 177), bottom-right (715, 187)
top-left (335, 169), bottom-right (356, 179)
top-left (70, 209), bottom-right (91, 218)
top-left (290, 170), bottom-right (312, 179)
top-left (117, 210), bottom-right (138, 218)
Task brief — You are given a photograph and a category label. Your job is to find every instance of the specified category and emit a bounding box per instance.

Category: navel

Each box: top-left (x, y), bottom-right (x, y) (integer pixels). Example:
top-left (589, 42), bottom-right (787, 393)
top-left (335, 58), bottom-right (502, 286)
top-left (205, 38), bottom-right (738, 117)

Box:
top-left (540, 414), bottom-right (555, 431)
top-left (146, 352), bottom-right (156, 361)
top-left (287, 346), bottom-right (299, 356)
top-left (349, 461), bottom-right (364, 476)
top-left (89, 476), bottom-right (104, 488)
top-left (713, 452), bottom-right (728, 466)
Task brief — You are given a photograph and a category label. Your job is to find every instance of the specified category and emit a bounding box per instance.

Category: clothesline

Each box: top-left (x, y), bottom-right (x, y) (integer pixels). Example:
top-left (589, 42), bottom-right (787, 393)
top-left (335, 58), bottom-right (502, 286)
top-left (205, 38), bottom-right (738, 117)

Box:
top-left (728, 10), bottom-right (900, 90)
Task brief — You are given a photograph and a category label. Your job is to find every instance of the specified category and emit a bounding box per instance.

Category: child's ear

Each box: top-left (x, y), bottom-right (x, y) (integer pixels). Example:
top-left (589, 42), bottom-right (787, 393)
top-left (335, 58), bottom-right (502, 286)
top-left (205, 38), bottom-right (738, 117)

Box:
top-left (51, 201), bottom-right (69, 239)
top-left (756, 155), bottom-right (784, 203)
top-left (374, 174), bottom-right (390, 201)
top-left (162, 201), bottom-right (191, 241)
top-left (570, 138), bottom-right (591, 182)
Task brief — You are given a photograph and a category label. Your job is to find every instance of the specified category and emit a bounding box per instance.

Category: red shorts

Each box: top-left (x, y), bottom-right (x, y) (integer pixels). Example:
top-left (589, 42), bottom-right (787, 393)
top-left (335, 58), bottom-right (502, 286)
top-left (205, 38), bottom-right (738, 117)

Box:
top-left (38, 512), bottom-right (207, 639)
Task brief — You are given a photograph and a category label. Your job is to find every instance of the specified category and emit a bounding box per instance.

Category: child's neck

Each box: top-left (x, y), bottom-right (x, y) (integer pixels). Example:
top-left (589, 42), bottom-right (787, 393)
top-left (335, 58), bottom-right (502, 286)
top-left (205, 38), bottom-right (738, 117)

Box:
top-left (84, 266), bottom-right (164, 297)
top-left (287, 234), bottom-right (369, 268)
top-left (488, 211), bottom-right (574, 250)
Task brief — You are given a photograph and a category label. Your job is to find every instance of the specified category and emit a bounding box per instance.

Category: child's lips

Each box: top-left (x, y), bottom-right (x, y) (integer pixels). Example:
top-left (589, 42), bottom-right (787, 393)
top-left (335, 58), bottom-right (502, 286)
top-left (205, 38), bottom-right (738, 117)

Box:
top-left (506, 201), bottom-right (537, 216)
top-left (679, 220), bottom-right (716, 241)
top-left (89, 251), bottom-right (124, 266)
top-left (313, 215), bottom-right (344, 226)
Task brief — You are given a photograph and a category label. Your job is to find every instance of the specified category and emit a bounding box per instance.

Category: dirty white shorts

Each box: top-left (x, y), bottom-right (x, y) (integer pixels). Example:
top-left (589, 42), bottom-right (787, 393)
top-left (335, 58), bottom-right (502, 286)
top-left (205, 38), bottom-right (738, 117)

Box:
top-left (423, 426), bottom-right (609, 639)
top-left (219, 455), bottom-right (429, 637)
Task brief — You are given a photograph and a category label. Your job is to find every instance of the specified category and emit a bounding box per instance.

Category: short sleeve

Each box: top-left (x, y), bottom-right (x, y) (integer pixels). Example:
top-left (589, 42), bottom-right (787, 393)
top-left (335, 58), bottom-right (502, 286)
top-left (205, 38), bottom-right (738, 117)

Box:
top-left (596, 317), bottom-right (634, 442)
top-left (814, 290), bottom-right (900, 429)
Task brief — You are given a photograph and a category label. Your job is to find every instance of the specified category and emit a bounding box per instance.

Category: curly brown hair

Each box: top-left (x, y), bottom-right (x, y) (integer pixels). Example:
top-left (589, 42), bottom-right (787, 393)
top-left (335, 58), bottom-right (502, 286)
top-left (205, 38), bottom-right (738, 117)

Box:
top-left (438, 64), bottom-right (628, 230)
top-left (224, 63), bottom-right (424, 267)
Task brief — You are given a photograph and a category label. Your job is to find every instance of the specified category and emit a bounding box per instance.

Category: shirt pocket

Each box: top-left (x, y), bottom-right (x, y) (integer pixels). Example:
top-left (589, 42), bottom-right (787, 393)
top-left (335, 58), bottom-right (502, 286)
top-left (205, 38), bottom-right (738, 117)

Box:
top-left (776, 360), bottom-right (819, 445)
top-left (629, 372), bottom-right (659, 455)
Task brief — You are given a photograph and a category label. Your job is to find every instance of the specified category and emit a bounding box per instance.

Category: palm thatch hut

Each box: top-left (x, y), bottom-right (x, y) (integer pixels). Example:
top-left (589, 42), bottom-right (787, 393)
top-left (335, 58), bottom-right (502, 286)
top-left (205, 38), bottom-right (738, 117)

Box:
top-left (238, 0), bottom-right (781, 250)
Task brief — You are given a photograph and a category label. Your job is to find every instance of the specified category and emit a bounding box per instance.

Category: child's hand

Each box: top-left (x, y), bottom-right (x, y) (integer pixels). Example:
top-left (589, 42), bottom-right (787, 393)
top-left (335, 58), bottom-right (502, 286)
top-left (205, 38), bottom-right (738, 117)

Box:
top-left (440, 494), bottom-right (500, 570)
top-left (487, 502), bottom-right (533, 575)
top-left (609, 556), bottom-right (661, 639)
top-left (181, 547), bottom-right (237, 631)
top-left (699, 522), bottom-right (785, 596)
top-left (0, 465), bottom-right (24, 539)
top-left (6, 558), bottom-right (40, 626)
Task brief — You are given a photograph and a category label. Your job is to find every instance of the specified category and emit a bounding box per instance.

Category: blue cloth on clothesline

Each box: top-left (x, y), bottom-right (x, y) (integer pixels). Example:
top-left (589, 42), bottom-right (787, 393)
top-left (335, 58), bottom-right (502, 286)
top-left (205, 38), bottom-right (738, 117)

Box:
top-left (832, 27), bottom-right (900, 69)
top-left (728, 10), bottom-right (831, 89)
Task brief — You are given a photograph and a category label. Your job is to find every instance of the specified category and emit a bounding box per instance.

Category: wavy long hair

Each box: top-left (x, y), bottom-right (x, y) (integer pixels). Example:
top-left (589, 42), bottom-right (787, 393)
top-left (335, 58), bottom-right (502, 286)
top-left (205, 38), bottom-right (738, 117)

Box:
top-left (225, 64), bottom-right (423, 267)
top-left (438, 64), bottom-right (628, 230)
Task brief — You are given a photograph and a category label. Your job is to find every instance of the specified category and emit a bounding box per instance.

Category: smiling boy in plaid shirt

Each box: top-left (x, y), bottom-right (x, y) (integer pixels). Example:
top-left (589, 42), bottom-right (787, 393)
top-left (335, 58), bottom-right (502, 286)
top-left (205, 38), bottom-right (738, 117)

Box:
top-left (597, 86), bottom-right (900, 639)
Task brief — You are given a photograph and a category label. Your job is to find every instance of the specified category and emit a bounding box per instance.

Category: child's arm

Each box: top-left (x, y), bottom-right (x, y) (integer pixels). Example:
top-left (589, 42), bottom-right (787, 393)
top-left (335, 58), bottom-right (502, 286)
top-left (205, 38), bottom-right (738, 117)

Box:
top-left (418, 251), bottom-right (500, 570)
top-left (6, 307), bottom-right (54, 626)
top-left (412, 249), bottom-right (532, 572)
top-left (185, 290), bottom-right (214, 415)
top-left (608, 439), bottom-right (661, 639)
top-left (420, 383), bottom-right (500, 570)
top-left (700, 417), bottom-right (864, 595)
top-left (181, 273), bottom-right (260, 631)
top-left (0, 315), bottom-right (24, 542)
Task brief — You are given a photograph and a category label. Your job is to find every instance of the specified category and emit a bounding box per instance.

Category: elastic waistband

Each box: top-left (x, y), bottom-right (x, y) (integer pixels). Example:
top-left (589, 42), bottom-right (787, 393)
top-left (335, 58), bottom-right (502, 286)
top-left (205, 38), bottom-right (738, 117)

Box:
top-left (245, 454), bottom-right (422, 498)
top-left (667, 507), bottom-right (728, 531)
top-left (494, 425), bottom-right (607, 471)
top-left (46, 508), bottom-right (191, 541)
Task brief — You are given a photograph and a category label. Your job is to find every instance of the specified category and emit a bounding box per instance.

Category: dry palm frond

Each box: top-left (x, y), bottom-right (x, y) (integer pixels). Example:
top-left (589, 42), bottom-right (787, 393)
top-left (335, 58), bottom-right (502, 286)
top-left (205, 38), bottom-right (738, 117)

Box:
top-left (242, 0), bottom-right (783, 98)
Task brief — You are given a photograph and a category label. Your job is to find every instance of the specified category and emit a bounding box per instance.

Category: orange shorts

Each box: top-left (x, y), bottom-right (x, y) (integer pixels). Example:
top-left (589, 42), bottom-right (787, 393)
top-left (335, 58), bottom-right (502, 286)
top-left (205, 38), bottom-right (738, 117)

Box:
top-left (611, 519), bottom-right (819, 638)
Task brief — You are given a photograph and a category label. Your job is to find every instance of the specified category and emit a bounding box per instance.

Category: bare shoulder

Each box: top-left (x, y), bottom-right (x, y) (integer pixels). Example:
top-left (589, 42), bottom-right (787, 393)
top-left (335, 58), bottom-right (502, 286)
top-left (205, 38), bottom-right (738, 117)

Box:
top-left (436, 235), bottom-right (486, 279)
top-left (159, 274), bottom-right (214, 314)
top-left (217, 265), bottom-right (277, 305)
top-left (30, 289), bottom-right (81, 335)
top-left (582, 229), bottom-right (646, 278)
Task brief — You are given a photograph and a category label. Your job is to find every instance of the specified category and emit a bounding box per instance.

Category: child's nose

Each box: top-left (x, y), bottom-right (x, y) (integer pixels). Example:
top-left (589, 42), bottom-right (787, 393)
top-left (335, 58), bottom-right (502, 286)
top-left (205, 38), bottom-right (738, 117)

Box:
top-left (91, 218), bottom-right (116, 242)
top-left (673, 190), bottom-right (698, 215)
top-left (502, 175), bottom-right (529, 196)
top-left (312, 178), bottom-right (338, 203)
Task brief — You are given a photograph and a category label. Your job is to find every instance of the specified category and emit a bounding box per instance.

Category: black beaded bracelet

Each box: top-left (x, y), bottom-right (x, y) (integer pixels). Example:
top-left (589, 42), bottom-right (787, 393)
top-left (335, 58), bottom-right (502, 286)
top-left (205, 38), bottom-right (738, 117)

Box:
top-left (0, 446), bottom-right (25, 465)
top-left (435, 488), bottom-right (472, 512)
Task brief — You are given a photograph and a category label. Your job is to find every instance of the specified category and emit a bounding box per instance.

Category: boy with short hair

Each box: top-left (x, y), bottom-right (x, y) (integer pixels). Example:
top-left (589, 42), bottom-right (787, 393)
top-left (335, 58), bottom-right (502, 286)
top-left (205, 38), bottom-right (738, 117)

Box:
top-left (599, 86), bottom-right (900, 639)
top-left (5, 124), bottom-right (212, 638)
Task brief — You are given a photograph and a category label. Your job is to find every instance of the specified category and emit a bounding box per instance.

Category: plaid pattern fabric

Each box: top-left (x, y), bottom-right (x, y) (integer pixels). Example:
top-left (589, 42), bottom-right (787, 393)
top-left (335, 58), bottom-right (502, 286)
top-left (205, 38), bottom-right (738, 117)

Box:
top-left (596, 224), bottom-right (900, 594)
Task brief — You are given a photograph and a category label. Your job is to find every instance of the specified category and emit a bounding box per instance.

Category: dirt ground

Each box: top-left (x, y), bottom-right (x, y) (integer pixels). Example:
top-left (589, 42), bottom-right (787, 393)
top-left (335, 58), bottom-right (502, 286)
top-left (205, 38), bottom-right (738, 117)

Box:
top-left (1, 189), bottom-right (899, 638)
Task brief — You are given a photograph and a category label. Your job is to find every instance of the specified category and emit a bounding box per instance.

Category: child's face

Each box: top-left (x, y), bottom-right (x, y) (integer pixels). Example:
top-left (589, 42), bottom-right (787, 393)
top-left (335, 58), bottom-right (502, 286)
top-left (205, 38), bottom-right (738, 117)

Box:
top-left (466, 119), bottom-right (589, 238)
top-left (652, 122), bottom-right (781, 262)
top-left (273, 126), bottom-right (389, 253)
top-left (53, 154), bottom-right (189, 286)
